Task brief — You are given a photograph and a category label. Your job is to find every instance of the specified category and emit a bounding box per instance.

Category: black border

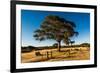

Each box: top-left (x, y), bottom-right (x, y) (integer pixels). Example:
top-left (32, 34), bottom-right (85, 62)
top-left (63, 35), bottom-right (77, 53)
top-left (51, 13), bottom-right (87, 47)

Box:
top-left (10, 1), bottom-right (97, 73)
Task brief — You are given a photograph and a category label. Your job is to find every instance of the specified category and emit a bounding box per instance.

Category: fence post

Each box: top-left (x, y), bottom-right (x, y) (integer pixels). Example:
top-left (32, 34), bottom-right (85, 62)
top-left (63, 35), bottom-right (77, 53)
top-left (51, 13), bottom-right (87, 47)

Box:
top-left (47, 51), bottom-right (49, 59)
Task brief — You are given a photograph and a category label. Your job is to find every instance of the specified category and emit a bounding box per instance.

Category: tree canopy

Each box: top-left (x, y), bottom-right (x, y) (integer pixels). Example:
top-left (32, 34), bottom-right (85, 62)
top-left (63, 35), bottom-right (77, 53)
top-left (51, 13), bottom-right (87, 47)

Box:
top-left (33, 15), bottom-right (78, 51)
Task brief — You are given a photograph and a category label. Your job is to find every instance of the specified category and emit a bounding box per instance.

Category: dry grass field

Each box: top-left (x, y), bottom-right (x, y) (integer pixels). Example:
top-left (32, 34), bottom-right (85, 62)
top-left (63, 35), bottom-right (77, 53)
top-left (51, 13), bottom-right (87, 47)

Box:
top-left (21, 47), bottom-right (90, 63)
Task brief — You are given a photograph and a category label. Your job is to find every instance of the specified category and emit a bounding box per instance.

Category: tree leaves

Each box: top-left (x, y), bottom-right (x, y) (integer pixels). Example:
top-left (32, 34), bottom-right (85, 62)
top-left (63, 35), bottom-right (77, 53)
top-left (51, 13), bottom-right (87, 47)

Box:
top-left (33, 15), bottom-right (79, 45)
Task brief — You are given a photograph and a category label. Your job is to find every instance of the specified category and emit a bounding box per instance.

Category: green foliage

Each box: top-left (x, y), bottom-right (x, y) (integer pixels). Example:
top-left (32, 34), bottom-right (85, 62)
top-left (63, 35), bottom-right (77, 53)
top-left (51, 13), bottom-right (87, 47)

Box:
top-left (80, 43), bottom-right (90, 47)
top-left (52, 43), bottom-right (58, 48)
top-left (33, 15), bottom-right (78, 51)
top-left (21, 46), bottom-right (39, 53)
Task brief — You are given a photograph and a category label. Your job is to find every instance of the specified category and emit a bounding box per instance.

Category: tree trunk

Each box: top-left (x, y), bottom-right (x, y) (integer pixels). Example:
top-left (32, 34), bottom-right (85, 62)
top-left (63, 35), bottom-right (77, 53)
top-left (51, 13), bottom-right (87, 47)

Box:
top-left (58, 41), bottom-right (61, 52)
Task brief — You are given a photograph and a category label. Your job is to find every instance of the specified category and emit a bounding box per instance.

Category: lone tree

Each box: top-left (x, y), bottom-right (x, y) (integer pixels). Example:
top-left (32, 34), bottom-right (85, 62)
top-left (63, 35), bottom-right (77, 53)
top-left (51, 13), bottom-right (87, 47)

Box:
top-left (33, 15), bottom-right (78, 51)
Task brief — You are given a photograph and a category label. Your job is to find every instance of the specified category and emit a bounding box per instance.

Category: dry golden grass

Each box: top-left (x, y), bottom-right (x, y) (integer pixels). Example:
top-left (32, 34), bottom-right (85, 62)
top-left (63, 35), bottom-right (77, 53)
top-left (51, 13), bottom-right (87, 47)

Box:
top-left (21, 47), bottom-right (90, 63)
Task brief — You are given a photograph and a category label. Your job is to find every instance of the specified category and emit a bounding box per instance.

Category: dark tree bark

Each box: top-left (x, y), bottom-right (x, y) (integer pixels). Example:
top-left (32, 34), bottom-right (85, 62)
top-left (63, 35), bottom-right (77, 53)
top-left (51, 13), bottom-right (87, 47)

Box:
top-left (58, 41), bottom-right (61, 52)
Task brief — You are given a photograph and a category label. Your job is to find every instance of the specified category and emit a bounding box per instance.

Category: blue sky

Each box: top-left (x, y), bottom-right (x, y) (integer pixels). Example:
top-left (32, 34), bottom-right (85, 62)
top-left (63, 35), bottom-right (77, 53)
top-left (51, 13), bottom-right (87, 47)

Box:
top-left (21, 10), bottom-right (90, 47)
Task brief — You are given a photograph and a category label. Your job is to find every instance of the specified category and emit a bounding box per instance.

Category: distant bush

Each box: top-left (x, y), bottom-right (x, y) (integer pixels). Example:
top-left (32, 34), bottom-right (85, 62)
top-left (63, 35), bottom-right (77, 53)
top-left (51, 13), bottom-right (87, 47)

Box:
top-left (21, 43), bottom-right (90, 53)
top-left (21, 46), bottom-right (39, 53)
top-left (52, 43), bottom-right (58, 48)
top-left (80, 43), bottom-right (90, 47)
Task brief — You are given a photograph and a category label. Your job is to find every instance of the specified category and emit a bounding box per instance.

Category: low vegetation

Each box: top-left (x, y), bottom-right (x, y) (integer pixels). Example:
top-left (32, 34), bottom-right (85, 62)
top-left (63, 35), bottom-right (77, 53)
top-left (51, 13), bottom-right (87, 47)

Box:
top-left (21, 44), bottom-right (90, 63)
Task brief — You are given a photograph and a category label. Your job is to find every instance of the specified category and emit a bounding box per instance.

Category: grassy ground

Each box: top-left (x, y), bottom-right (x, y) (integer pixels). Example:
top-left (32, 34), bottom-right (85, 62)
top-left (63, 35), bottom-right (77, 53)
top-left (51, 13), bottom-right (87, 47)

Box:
top-left (21, 47), bottom-right (90, 63)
